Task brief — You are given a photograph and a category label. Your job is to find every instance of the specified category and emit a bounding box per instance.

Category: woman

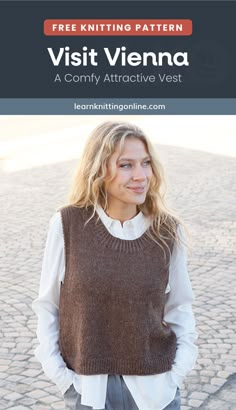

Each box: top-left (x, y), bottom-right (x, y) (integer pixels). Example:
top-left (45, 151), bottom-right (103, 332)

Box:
top-left (32, 121), bottom-right (198, 410)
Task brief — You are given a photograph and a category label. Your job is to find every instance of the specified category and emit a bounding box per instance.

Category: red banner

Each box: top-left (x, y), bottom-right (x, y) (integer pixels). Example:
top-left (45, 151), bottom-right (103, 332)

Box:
top-left (44, 19), bottom-right (192, 36)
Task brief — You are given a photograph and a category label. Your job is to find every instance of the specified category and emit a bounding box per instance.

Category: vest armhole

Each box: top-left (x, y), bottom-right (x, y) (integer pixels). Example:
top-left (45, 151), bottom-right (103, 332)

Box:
top-left (59, 207), bottom-right (71, 275)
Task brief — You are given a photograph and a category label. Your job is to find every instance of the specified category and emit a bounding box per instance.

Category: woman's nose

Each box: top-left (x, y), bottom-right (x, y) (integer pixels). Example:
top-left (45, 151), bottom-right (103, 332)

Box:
top-left (132, 165), bottom-right (146, 181)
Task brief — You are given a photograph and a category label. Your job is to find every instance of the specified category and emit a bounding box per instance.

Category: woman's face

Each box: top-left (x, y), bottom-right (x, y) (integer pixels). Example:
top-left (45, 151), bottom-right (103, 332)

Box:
top-left (104, 137), bottom-right (153, 211)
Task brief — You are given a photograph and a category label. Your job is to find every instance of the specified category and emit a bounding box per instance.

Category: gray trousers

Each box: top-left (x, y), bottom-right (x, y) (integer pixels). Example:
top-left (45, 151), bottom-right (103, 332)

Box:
top-left (63, 375), bottom-right (181, 410)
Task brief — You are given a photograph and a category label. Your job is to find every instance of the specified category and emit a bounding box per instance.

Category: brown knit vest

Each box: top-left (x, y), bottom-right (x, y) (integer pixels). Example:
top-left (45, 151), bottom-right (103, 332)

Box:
top-left (59, 205), bottom-right (177, 375)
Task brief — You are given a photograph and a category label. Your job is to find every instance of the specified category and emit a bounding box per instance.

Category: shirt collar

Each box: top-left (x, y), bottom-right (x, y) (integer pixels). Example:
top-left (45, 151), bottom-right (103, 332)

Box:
top-left (96, 204), bottom-right (145, 230)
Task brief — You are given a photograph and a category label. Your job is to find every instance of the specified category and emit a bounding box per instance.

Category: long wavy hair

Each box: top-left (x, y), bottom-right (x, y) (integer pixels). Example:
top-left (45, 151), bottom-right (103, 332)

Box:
top-left (64, 121), bottom-right (186, 257)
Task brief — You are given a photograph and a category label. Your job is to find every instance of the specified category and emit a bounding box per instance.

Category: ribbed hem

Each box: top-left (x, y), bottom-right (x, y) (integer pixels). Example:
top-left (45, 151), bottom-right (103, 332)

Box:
top-left (71, 356), bottom-right (175, 375)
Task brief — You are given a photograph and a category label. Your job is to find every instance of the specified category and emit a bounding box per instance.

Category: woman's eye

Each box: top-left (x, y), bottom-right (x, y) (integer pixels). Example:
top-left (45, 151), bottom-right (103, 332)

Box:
top-left (143, 160), bottom-right (151, 166)
top-left (120, 163), bottom-right (131, 168)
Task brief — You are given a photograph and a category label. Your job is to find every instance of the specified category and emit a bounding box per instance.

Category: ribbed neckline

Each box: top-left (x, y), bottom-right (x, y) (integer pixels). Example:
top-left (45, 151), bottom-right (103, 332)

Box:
top-left (90, 209), bottom-right (155, 253)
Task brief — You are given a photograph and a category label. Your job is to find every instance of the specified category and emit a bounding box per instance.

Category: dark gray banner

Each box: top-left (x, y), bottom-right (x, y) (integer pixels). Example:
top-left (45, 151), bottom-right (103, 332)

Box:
top-left (1, 1), bottom-right (236, 99)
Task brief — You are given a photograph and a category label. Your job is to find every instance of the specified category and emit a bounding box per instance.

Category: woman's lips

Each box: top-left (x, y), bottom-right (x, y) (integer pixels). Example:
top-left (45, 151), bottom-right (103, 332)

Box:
top-left (127, 186), bottom-right (146, 193)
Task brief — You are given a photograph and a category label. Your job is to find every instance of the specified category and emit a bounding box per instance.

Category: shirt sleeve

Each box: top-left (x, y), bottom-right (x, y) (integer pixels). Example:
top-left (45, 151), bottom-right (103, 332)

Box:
top-left (164, 224), bottom-right (198, 388)
top-left (32, 212), bottom-right (75, 394)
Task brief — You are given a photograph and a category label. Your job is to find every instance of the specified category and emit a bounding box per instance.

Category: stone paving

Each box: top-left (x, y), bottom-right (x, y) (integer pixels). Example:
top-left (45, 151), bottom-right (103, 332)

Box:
top-left (0, 138), bottom-right (235, 409)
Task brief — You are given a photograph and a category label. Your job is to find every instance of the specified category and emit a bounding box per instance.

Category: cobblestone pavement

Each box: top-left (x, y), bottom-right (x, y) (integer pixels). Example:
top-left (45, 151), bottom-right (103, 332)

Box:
top-left (200, 374), bottom-right (236, 410)
top-left (0, 137), bottom-right (235, 409)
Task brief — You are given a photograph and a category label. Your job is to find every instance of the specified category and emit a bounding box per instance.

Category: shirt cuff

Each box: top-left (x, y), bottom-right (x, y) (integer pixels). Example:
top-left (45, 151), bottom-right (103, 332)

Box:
top-left (38, 354), bottom-right (75, 395)
top-left (170, 367), bottom-right (185, 388)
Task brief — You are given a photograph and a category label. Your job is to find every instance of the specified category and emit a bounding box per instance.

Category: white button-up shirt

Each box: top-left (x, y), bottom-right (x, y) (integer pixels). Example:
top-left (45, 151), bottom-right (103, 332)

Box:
top-left (32, 206), bottom-right (198, 410)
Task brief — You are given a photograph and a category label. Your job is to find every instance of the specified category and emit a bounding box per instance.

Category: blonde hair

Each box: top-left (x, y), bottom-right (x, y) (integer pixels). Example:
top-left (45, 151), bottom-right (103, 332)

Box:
top-left (65, 121), bottom-right (187, 257)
